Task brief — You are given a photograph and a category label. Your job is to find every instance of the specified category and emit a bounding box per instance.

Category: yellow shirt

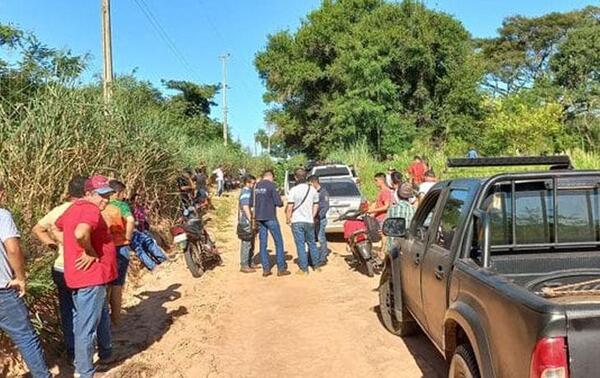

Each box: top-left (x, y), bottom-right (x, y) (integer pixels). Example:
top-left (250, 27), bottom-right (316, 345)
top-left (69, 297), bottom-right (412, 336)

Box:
top-left (36, 202), bottom-right (72, 271)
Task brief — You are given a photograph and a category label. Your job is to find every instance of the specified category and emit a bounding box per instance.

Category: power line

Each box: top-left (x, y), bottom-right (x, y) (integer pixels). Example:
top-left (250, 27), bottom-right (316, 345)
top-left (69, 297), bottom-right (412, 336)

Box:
top-left (132, 0), bottom-right (200, 80)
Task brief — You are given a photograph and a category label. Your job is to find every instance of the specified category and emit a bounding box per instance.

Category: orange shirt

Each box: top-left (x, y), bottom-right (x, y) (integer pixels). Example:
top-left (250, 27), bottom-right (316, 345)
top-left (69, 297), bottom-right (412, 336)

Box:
top-left (102, 203), bottom-right (128, 246)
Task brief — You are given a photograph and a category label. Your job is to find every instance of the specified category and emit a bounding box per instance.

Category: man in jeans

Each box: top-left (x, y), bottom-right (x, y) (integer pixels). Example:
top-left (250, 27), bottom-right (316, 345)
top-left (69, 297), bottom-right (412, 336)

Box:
top-left (254, 170), bottom-right (290, 277)
top-left (212, 165), bottom-right (225, 197)
top-left (0, 183), bottom-right (51, 378)
top-left (56, 175), bottom-right (118, 378)
top-left (308, 175), bottom-right (329, 266)
top-left (286, 169), bottom-right (320, 275)
top-left (238, 175), bottom-right (256, 273)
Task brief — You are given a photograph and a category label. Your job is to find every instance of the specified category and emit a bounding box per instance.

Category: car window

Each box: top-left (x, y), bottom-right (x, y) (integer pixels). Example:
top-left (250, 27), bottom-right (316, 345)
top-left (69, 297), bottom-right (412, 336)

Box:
top-left (313, 167), bottom-right (351, 177)
top-left (321, 181), bottom-right (360, 197)
top-left (436, 189), bottom-right (469, 250)
top-left (557, 188), bottom-right (600, 243)
top-left (412, 190), bottom-right (440, 241)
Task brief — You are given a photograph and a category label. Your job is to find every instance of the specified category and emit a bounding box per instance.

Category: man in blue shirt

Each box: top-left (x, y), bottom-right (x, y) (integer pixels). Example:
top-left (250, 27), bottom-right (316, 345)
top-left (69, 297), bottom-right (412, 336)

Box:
top-left (254, 170), bottom-right (290, 277)
top-left (466, 147), bottom-right (479, 159)
top-left (238, 175), bottom-right (256, 273)
top-left (309, 175), bottom-right (330, 266)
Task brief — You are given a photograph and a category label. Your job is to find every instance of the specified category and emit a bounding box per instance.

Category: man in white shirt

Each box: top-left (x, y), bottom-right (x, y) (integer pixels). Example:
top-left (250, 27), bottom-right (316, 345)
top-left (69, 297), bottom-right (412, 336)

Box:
top-left (212, 165), bottom-right (225, 197)
top-left (286, 168), bottom-right (320, 275)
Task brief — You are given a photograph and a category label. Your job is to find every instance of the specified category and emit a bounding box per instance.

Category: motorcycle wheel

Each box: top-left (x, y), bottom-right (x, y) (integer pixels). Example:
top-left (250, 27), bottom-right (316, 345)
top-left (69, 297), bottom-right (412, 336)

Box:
top-left (184, 241), bottom-right (205, 278)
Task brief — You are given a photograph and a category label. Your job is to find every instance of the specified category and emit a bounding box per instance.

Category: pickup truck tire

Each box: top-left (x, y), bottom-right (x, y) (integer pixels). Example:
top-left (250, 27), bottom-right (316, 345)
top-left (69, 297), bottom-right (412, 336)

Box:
top-left (449, 344), bottom-right (480, 378)
top-left (378, 265), bottom-right (418, 336)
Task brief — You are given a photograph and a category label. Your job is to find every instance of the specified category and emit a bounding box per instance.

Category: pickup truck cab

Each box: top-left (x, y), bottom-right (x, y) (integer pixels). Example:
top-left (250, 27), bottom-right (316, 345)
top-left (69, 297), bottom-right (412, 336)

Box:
top-left (379, 156), bottom-right (600, 378)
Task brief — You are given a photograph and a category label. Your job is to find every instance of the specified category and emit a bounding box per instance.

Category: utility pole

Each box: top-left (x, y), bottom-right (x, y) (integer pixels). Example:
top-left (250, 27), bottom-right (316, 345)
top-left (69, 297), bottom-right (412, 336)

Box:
top-left (101, 0), bottom-right (114, 102)
top-left (219, 53), bottom-right (230, 146)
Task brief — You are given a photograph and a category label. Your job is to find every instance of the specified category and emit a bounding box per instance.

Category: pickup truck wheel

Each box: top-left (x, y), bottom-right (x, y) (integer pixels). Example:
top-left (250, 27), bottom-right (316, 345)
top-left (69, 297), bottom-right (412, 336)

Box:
top-left (378, 265), bottom-right (418, 336)
top-left (449, 345), bottom-right (480, 378)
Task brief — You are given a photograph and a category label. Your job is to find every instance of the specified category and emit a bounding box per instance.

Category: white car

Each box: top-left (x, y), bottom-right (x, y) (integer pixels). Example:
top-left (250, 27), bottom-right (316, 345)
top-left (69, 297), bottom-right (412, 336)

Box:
top-left (284, 163), bottom-right (359, 196)
top-left (319, 178), bottom-right (367, 234)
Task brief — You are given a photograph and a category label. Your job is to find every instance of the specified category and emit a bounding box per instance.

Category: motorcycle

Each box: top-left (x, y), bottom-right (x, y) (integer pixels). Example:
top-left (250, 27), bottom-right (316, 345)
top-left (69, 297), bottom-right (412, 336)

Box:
top-left (171, 204), bottom-right (221, 278)
top-left (336, 209), bottom-right (382, 277)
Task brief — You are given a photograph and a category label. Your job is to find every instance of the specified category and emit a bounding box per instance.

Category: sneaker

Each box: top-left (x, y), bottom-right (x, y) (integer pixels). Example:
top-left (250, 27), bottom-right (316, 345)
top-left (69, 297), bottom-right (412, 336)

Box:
top-left (277, 270), bottom-right (291, 277)
top-left (240, 267), bottom-right (256, 273)
top-left (262, 270), bottom-right (272, 277)
top-left (295, 270), bottom-right (309, 276)
top-left (314, 267), bottom-right (322, 273)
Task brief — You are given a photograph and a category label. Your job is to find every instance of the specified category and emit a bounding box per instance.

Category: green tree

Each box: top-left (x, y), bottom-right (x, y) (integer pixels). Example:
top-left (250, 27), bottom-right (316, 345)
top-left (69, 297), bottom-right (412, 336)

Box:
top-left (256, 0), bottom-right (482, 158)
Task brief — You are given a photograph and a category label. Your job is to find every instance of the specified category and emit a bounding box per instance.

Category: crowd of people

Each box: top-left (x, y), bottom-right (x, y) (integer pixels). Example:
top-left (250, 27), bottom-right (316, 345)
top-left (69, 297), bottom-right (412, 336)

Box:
top-left (1, 174), bottom-right (166, 378)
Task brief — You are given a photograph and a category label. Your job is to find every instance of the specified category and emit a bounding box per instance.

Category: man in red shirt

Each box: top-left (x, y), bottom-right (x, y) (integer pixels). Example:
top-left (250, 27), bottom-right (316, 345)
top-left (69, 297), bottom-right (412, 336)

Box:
top-left (368, 172), bottom-right (392, 226)
top-left (56, 175), bottom-right (117, 378)
top-left (407, 156), bottom-right (427, 186)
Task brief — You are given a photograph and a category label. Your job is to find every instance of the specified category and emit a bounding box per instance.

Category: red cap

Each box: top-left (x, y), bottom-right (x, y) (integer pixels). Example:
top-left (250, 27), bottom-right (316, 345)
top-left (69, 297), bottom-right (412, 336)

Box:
top-left (84, 175), bottom-right (114, 195)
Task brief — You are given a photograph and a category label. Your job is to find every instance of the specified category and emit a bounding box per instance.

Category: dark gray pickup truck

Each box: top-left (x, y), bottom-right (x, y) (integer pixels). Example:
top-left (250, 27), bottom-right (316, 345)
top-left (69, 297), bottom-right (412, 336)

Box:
top-left (379, 156), bottom-right (600, 378)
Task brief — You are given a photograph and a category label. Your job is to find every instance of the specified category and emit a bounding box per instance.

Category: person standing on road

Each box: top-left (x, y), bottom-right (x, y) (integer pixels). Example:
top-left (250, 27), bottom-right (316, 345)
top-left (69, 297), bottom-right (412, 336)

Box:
top-left (55, 175), bottom-right (118, 378)
top-left (387, 183), bottom-right (417, 252)
top-left (0, 183), bottom-right (51, 378)
top-left (238, 175), bottom-right (256, 273)
top-left (254, 170), bottom-right (290, 277)
top-left (309, 175), bottom-right (329, 266)
top-left (213, 165), bottom-right (225, 197)
top-left (389, 171), bottom-right (403, 206)
top-left (32, 175), bottom-right (89, 363)
top-left (407, 156), bottom-right (427, 186)
top-left (368, 173), bottom-right (392, 227)
top-left (286, 169), bottom-right (320, 275)
top-left (103, 179), bottom-right (135, 325)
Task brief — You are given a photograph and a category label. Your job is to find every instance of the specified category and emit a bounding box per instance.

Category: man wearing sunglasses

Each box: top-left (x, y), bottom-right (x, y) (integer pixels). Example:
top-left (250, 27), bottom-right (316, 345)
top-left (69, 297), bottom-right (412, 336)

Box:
top-left (56, 175), bottom-right (118, 378)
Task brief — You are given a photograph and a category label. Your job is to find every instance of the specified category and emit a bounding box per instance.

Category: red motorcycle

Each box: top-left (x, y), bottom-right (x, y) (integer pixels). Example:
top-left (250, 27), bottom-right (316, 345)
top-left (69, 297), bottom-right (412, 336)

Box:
top-left (337, 209), bottom-right (382, 277)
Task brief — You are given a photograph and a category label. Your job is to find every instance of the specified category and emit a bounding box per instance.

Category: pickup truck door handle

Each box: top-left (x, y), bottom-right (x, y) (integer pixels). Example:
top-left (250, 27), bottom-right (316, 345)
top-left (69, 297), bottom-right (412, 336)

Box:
top-left (434, 265), bottom-right (445, 280)
top-left (414, 253), bottom-right (421, 265)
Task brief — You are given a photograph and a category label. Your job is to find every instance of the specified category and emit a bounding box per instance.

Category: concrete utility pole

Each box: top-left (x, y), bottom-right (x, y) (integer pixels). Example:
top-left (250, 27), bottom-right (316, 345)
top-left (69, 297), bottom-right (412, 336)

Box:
top-left (219, 53), bottom-right (230, 146)
top-left (101, 0), bottom-right (114, 102)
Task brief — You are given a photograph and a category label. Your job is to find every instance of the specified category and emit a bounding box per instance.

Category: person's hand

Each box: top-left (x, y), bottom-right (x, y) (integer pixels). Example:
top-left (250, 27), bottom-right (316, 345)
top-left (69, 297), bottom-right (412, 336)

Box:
top-left (8, 278), bottom-right (26, 297)
top-left (286, 218), bottom-right (291, 226)
top-left (75, 253), bottom-right (98, 271)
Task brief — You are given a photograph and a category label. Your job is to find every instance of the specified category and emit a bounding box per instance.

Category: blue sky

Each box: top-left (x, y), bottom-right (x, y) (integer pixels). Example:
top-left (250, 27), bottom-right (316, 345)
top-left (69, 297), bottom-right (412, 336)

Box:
top-left (0, 0), bottom-right (594, 149)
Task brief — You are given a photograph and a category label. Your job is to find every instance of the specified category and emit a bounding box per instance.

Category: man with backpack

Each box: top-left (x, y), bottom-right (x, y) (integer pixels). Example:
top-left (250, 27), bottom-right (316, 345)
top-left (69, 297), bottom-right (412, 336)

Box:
top-left (286, 169), bottom-right (320, 275)
top-left (238, 175), bottom-right (256, 273)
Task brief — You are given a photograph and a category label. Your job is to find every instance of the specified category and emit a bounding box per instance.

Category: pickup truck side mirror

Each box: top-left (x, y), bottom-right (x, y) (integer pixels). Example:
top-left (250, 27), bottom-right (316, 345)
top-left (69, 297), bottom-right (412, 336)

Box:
top-left (382, 217), bottom-right (407, 237)
top-left (473, 209), bottom-right (491, 267)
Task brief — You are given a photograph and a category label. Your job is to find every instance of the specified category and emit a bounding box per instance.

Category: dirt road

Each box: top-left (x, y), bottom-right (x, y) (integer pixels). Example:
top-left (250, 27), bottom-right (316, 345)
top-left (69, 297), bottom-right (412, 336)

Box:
top-left (59, 194), bottom-right (446, 378)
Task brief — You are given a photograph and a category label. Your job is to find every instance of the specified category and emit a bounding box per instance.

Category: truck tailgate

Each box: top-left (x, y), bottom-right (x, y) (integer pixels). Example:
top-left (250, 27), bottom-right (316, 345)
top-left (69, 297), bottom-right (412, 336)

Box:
top-left (566, 307), bottom-right (600, 378)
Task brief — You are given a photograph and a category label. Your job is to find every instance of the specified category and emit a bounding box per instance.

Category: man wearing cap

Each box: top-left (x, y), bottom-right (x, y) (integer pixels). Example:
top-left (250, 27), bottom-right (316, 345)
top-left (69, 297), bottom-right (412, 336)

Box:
top-left (386, 183), bottom-right (416, 252)
top-left (55, 175), bottom-right (118, 378)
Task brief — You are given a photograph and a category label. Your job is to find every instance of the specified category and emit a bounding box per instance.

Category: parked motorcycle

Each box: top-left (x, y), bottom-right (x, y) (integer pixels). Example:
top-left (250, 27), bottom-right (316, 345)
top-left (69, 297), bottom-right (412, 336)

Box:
top-left (336, 209), bottom-right (382, 277)
top-left (171, 205), bottom-right (221, 278)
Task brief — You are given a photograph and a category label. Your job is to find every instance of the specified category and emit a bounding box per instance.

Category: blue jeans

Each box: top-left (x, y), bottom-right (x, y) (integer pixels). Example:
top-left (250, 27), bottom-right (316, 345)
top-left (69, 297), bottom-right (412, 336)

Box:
top-left (258, 219), bottom-right (286, 272)
top-left (240, 237), bottom-right (255, 268)
top-left (316, 218), bottom-right (328, 264)
top-left (291, 222), bottom-right (320, 272)
top-left (72, 285), bottom-right (109, 378)
top-left (131, 230), bottom-right (168, 271)
top-left (0, 288), bottom-right (50, 378)
top-left (52, 269), bottom-right (75, 357)
top-left (217, 180), bottom-right (224, 197)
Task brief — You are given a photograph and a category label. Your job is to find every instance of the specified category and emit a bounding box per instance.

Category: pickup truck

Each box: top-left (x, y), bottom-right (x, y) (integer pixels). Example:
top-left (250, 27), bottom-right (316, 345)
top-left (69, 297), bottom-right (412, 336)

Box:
top-left (379, 156), bottom-right (600, 378)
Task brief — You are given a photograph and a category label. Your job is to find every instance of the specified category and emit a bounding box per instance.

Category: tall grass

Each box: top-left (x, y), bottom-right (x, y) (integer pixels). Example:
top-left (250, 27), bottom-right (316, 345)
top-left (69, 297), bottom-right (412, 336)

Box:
top-left (328, 141), bottom-right (600, 201)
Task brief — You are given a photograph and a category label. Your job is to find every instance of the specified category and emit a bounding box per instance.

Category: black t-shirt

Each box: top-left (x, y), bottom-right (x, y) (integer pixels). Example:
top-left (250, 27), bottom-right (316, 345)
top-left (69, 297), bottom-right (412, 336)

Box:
top-left (177, 176), bottom-right (193, 205)
top-left (195, 173), bottom-right (207, 190)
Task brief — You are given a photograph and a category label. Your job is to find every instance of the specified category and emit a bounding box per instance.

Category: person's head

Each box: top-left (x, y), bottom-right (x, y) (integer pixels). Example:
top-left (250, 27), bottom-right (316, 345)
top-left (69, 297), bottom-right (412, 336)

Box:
top-left (183, 167), bottom-right (194, 178)
top-left (397, 183), bottom-right (413, 201)
top-left (413, 155), bottom-right (422, 163)
top-left (308, 175), bottom-right (320, 189)
top-left (67, 175), bottom-right (88, 200)
top-left (243, 174), bottom-right (256, 188)
top-left (391, 171), bottom-right (403, 188)
top-left (84, 175), bottom-right (114, 210)
top-left (294, 168), bottom-right (307, 183)
top-left (262, 169), bottom-right (274, 182)
top-left (388, 166), bottom-right (396, 173)
top-left (374, 172), bottom-right (387, 189)
top-left (108, 179), bottom-right (127, 200)
top-left (424, 170), bottom-right (437, 182)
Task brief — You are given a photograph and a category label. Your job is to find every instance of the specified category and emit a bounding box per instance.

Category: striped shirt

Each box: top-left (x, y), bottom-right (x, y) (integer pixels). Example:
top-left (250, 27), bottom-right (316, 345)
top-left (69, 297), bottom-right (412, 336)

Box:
top-left (386, 200), bottom-right (416, 250)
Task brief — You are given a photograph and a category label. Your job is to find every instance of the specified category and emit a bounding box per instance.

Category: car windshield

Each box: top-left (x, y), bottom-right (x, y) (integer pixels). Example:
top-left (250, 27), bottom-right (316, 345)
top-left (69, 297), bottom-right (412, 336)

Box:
top-left (314, 167), bottom-right (350, 177)
top-left (321, 181), bottom-right (360, 197)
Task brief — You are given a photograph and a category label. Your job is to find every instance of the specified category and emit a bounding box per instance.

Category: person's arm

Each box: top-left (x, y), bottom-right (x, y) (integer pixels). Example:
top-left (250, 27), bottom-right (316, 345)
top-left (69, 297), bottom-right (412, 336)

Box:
top-left (312, 203), bottom-right (319, 220)
top-left (242, 205), bottom-right (252, 222)
top-left (369, 194), bottom-right (391, 214)
top-left (285, 203), bottom-right (294, 225)
top-left (32, 223), bottom-right (59, 249)
top-left (272, 184), bottom-right (284, 208)
top-left (5, 238), bottom-right (27, 297)
top-left (74, 223), bottom-right (98, 270)
top-left (125, 216), bottom-right (135, 242)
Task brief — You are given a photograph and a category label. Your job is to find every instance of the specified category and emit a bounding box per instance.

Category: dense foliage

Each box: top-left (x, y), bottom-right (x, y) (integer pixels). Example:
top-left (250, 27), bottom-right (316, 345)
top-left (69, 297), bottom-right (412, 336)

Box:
top-left (256, 1), bottom-right (600, 158)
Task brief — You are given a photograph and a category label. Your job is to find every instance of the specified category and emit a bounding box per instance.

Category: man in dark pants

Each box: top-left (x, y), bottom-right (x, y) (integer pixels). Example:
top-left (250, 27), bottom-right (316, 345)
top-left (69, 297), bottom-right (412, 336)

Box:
top-left (0, 182), bottom-right (51, 378)
top-left (253, 170), bottom-right (290, 277)
top-left (309, 175), bottom-right (329, 266)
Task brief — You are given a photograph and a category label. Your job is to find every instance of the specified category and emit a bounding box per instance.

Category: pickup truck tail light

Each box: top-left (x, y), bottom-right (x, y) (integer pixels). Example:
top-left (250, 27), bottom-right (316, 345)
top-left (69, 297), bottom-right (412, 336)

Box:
top-left (530, 337), bottom-right (569, 378)
top-left (360, 199), bottom-right (369, 212)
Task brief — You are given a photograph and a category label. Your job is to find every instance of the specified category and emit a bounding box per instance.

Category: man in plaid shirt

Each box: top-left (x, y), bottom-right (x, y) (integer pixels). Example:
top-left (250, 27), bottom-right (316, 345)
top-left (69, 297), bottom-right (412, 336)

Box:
top-left (386, 183), bottom-right (416, 251)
